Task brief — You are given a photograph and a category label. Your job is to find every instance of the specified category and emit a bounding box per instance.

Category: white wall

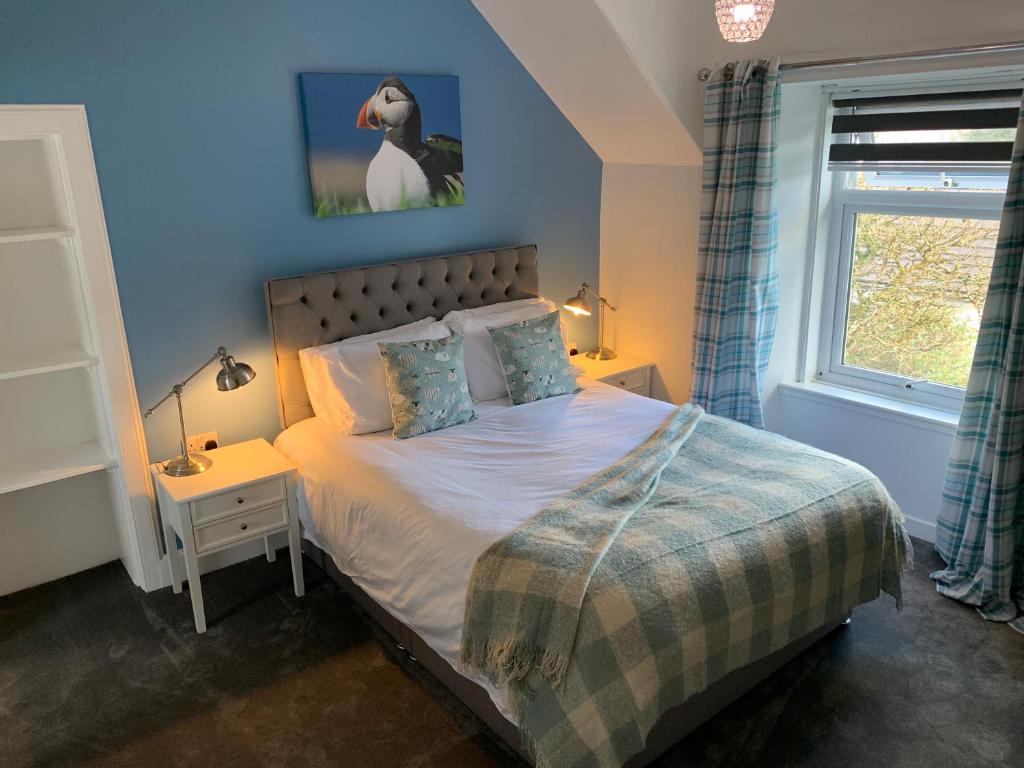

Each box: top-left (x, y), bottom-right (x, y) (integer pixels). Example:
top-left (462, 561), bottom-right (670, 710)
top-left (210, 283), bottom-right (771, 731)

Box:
top-left (761, 82), bottom-right (821, 432)
top-left (600, 164), bottom-right (701, 403)
top-left (774, 388), bottom-right (955, 542)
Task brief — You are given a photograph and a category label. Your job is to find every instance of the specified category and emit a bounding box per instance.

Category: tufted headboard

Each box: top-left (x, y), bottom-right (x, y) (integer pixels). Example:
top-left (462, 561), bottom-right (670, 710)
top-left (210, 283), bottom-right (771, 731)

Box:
top-left (265, 244), bottom-right (539, 428)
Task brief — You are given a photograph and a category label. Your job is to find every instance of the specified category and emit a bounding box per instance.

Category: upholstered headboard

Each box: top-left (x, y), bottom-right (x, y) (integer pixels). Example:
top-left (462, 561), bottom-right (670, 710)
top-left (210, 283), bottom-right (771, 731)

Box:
top-left (265, 244), bottom-right (540, 428)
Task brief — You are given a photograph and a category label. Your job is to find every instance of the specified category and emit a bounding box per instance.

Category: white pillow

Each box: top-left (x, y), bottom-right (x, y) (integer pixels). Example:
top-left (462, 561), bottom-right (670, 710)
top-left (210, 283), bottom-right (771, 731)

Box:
top-left (300, 317), bottom-right (436, 426)
top-left (446, 299), bottom-right (574, 402)
top-left (335, 317), bottom-right (436, 345)
top-left (443, 297), bottom-right (551, 323)
top-left (299, 318), bottom-right (450, 434)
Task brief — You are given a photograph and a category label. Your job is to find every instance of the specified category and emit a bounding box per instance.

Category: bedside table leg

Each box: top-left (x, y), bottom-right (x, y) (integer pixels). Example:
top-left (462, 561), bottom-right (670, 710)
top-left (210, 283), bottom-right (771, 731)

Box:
top-left (165, 523), bottom-right (183, 595)
top-left (264, 536), bottom-right (277, 563)
top-left (182, 545), bottom-right (206, 633)
top-left (177, 506), bottom-right (206, 633)
top-left (286, 478), bottom-right (305, 598)
top-left (288, 523), bottom-right (305, 597)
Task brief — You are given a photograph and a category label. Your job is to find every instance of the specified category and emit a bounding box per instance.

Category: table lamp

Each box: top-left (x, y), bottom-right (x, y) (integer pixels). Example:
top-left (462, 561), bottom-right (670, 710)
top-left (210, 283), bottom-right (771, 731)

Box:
top-left (564, 282), bottom-right (617, 360)
top-left (143, 346), bottom-right (255, 476)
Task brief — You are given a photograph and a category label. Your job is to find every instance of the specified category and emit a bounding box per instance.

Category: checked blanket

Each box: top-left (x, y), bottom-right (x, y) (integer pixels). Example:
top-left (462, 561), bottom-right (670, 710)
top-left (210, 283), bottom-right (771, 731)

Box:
top-left (461, 405), bottom-right (910, 768)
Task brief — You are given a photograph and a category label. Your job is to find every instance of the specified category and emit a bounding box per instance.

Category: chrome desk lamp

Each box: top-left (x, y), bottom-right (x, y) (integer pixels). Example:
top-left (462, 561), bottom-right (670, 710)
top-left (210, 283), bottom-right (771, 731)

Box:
top-left (143, 347), bottom-right (255, 476)
top-left (564, 282), bottom-right (617, 360)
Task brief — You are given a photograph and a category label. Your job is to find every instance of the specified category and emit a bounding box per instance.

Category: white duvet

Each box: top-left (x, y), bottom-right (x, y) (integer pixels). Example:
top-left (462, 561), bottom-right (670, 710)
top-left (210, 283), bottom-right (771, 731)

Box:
top-left (273, 380), bottom-right (676, 719)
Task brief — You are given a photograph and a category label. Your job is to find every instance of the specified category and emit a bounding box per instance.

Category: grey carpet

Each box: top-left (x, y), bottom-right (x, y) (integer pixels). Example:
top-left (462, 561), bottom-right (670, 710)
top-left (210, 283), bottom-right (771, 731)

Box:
top-left (1, 539), bottom-right (1021, 767)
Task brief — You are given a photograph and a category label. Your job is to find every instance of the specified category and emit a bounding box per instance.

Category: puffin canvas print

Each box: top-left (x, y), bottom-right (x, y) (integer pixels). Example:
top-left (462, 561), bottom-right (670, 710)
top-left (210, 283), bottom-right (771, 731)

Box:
top-left (299, 73), bottom-right (464, 217)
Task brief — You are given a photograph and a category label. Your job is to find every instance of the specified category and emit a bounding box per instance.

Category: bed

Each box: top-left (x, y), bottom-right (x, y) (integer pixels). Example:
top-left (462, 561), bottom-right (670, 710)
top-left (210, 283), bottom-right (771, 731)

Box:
top-left (264, 245), bottom-right (906, 767)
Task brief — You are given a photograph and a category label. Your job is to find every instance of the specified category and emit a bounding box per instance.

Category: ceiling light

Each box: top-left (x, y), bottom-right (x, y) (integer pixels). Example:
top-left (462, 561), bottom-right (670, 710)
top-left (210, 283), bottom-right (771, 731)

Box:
top-left (715, 0), bottom-right (775, 43)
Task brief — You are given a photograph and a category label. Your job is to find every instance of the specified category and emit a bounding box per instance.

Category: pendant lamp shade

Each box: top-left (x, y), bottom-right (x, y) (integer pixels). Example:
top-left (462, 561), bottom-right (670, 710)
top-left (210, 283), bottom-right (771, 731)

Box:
top-left (715, 0), bottom-right (775, 43)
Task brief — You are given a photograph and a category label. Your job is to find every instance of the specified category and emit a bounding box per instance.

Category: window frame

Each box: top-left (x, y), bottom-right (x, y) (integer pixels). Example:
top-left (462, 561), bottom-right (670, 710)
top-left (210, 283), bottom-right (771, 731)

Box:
top-left (813, 81), bottom-right (1012, 412)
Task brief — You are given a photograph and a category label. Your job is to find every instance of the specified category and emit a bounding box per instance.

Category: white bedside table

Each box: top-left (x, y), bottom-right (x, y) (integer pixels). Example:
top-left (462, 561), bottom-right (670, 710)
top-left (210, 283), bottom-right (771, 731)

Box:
top-left (151, 438), bottom-right (305, 633)
top-left (573, 352), bottom-right (654, 397)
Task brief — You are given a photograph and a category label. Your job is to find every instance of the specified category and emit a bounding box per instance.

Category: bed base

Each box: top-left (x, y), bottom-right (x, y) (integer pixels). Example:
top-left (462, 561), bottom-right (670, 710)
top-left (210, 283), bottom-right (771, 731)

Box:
top-left (303, 540), bottom-right (850, 768)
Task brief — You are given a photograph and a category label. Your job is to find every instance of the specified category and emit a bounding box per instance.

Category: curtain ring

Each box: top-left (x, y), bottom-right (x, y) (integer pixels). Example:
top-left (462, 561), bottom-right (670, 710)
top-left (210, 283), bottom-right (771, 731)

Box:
top-left (723, 62), bottom-right (736, 82)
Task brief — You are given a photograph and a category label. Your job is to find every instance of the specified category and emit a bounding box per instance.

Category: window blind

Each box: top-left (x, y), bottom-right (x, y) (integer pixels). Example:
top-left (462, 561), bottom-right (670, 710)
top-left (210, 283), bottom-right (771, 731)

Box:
top-left (829, 89), bottom-right (1021, 169)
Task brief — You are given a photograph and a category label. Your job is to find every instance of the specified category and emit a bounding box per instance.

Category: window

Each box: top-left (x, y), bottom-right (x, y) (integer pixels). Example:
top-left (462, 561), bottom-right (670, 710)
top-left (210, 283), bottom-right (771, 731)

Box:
top-left (815, 83), bottom-right (1018, 410)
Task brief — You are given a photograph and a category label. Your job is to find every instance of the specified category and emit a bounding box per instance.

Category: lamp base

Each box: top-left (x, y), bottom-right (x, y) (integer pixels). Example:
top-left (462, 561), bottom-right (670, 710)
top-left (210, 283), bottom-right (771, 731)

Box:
top-left (163, 453), bottom-right (213, 477)
top-left (586, 347), bottom-right (618, 361)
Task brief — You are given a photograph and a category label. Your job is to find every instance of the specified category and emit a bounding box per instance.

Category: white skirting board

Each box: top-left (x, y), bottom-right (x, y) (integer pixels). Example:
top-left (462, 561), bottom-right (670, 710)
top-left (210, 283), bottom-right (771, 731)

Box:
top-left (902, 514), bottom-right (937, 544)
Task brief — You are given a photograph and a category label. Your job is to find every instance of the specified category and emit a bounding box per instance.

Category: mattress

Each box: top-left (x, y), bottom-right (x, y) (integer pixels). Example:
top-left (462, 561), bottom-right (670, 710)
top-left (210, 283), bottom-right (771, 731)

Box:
top-left (273, 380), bottom-right (675, 720)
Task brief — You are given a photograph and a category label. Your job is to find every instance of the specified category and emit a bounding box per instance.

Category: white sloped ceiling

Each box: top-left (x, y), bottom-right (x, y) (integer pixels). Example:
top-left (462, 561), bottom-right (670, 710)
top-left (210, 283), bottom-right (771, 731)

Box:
top-left (471, 0), bottom-right (701, 166)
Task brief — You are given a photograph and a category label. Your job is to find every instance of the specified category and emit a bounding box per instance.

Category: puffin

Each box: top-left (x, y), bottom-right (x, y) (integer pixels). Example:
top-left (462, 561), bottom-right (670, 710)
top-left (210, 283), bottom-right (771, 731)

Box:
top-left (356, 77), bottom-right (463, 212)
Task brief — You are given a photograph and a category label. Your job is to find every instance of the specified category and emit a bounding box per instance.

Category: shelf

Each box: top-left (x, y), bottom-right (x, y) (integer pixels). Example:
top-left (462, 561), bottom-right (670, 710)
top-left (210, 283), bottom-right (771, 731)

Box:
top-left (0, 138), bottom-right (66, 232)
top-left (0, 346), bottom-right (96, 381)
top-left (0, 238), bottom-right (86, 355)
top-left (0, 226), bottom-right (74, 245)
top-left (0, 441), bottom-right (116, 495)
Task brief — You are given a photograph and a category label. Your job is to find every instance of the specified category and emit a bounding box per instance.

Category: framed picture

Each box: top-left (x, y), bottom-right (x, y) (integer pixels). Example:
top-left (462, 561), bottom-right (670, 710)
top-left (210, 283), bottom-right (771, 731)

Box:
top-left (299, 73), bottom-right (464, 217)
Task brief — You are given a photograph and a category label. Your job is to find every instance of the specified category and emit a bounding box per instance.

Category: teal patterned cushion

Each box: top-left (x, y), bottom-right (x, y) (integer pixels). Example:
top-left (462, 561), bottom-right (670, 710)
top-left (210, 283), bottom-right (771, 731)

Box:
top-left (378, 335), bottom-right (476, 439)
top-left (487, 310), bottom-right (582, 405)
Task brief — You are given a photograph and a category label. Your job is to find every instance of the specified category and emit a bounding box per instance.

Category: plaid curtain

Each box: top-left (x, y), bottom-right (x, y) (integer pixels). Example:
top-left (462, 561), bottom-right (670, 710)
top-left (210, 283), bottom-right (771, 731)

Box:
top-left (932, 104), bottom-right (1024, 632)
top-left (691, 59), bottom-right (780, 429)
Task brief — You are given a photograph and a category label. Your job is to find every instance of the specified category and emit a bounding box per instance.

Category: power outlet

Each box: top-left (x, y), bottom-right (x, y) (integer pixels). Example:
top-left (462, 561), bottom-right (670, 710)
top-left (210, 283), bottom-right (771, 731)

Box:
top-left (186, 431), bottom-right (219, 454)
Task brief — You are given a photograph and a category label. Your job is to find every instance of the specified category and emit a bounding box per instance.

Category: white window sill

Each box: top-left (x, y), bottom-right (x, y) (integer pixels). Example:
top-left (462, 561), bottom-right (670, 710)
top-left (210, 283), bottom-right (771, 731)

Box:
top-left (777, 381), bottom-right (960, 435)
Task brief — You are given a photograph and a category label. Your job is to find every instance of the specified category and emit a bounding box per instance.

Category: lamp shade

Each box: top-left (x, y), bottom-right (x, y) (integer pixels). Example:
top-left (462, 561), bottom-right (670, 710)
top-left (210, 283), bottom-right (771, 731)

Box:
top-left (715, 0), bottom-right (775, 43)
top-left (216, 355), bottom-right (255, 391)
top-left (563, 285), bottom-right (593, 316)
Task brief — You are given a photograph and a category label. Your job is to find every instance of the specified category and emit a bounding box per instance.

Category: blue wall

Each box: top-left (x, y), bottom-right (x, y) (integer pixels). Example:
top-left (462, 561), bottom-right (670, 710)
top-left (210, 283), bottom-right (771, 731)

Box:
top-left (1, 0), bottom-right (602, 458)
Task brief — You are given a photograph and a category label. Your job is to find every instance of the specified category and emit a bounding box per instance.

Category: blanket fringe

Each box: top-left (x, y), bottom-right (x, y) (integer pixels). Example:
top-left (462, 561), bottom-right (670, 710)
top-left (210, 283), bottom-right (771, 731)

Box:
top-left (539, 648), bottom-right (570, 685)
top-left (893, 520), bottom-right (915, 609)
top-left (881, 499), bottom-right (914, 610)
top-left (460, 633), bottom-right (572, 691)
top-left (461, 637), bottom-right (569, 766)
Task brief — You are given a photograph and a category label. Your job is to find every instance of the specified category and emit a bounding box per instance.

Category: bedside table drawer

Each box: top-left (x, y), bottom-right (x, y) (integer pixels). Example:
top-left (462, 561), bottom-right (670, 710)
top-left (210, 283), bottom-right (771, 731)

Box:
top-left (194, 503), bottom-right (289, 553)
top-left (603, 368), bottom-right (647, 392)
top-left (190, 477), bottom-right (286, 525)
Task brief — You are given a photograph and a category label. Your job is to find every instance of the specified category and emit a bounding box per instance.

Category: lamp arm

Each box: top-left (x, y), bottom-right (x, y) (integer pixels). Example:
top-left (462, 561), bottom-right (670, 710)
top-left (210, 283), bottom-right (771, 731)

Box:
top-left (142, 347), bottom-right (227, 418)
top-left (582, 283), bottom-right (617, 312)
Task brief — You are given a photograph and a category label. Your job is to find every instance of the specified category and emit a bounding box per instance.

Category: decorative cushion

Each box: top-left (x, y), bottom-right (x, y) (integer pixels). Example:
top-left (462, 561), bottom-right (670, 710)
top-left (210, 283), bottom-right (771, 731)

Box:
top-left (378, 335), bottom-right (476, 439)
top-left (487, 311), bottom-right (582, 405)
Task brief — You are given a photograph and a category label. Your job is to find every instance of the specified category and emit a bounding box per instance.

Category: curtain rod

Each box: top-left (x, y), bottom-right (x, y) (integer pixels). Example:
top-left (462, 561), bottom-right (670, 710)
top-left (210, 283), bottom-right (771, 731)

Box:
top-left (696, 40), bottom-right (1024, 81)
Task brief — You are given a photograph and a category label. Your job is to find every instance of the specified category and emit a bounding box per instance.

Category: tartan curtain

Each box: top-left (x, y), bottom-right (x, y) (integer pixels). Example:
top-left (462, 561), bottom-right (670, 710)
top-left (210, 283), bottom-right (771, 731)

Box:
top-left (691, 59), bottom-right (780, 429)
top-left (932, 103), bottom-right (1024, 632)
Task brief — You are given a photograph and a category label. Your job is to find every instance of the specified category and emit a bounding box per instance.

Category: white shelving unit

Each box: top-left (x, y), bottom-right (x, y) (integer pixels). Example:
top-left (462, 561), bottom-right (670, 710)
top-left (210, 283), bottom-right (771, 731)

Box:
top-left (0, 139), bottom-right (113, 493)
top-left (0, 107), bottom-right (159, 595)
